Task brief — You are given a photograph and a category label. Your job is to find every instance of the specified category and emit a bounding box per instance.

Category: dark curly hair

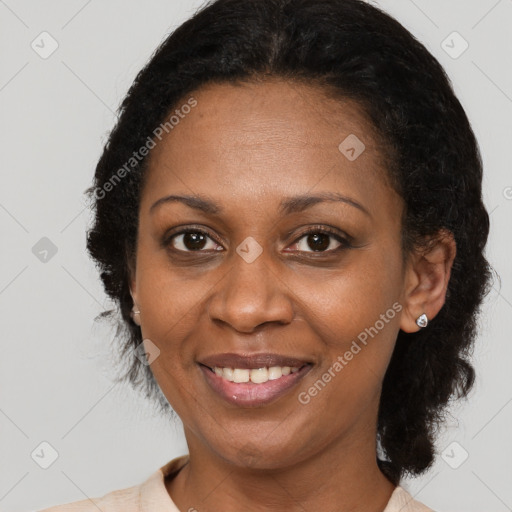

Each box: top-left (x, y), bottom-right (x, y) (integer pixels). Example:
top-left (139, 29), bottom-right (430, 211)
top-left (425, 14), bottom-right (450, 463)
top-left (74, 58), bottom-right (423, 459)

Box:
top-left (85, 0), bottom-right (493, 485)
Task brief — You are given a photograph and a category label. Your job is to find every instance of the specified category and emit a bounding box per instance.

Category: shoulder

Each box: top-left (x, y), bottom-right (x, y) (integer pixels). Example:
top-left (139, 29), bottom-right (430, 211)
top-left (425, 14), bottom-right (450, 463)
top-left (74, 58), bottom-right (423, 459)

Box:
top-left (37, 485), bottom-right (140, 512)
top-left (384, 485), bottom-right (436, 512)
top-left (37, 455), bottom-right (189, 512)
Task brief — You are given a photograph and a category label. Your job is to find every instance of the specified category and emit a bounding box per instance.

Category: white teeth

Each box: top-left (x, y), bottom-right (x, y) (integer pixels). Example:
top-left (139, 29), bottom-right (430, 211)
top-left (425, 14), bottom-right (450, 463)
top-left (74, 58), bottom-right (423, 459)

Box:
top-left (250, 367), bottom-right (268, 383)
top-left (233, 368), bottom-right (250, 383)
top-left (212, 365), bottom-right (301, 384)
top-left (268, 366), bottom-right (283, 380)
top-left (223, 367), bottom-right (234, 381)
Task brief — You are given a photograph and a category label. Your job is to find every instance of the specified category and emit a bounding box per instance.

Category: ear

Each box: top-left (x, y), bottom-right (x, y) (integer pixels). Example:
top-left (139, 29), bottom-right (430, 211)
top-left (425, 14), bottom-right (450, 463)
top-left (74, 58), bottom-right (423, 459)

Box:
top-left (400, 229), bottom-right (456, 333)
top-left (129, 280), bottom-right (138, 305)
top-left (126, 248), bottom-right (138, 305)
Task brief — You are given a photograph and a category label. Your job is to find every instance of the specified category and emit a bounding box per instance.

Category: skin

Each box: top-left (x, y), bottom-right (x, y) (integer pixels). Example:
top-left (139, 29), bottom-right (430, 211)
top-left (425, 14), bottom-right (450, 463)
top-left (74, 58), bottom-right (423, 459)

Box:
top-left (129, 78), bottom-right (456, 512)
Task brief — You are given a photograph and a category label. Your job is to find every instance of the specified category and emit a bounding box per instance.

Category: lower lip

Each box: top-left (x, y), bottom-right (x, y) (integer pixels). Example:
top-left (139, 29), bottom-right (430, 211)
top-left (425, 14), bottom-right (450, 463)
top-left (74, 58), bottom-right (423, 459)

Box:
top-left (199, 364), bottom-right (312, 407)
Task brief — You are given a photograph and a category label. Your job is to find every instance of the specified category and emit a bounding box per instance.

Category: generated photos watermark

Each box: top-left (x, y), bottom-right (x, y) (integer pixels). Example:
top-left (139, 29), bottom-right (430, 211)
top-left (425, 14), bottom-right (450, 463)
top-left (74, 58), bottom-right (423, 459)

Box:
top-left (93, 97), bottom-right (197, 200)
top-left (298, 301), bottom-right (403, 405)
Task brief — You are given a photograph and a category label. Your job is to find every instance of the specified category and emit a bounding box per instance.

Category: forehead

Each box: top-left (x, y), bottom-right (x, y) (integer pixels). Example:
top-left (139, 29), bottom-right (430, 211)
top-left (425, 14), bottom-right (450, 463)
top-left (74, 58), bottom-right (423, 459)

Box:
top-left (141, 79), bottom-right (396, 219)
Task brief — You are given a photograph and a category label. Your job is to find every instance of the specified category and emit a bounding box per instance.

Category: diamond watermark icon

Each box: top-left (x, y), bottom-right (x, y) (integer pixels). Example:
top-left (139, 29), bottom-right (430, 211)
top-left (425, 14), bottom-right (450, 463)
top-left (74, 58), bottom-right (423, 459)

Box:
top-left (338, 134), bottom-right (366, 161)
top-left (31, 441), bottom-right (59, 469)
top-left (32, 237), bottom-right (58, 263)
top-left (31, 31), bottom-right (59, 59)
top-left (441, 441), bottom-right (469, 469)
top-left (134, 339), bottom-right (160, 366)
top-left (441, 31), bottom-right (469, 60)
top-left (236, 236), bottom-right (263, 263)
top-left (238, 441), bottom-right (263, 467)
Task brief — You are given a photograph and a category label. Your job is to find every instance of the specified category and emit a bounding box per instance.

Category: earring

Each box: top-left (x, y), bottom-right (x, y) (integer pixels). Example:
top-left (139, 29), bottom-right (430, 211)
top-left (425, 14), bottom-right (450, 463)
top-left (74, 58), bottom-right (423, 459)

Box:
top-left (416, 313), bottom-right (428, 328)
top-left (131, 305), bottom-right (141, 326)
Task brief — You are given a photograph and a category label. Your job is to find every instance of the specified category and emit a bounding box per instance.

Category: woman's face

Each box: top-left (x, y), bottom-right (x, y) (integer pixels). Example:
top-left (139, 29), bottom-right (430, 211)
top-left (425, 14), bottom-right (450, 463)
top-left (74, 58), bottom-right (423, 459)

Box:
top-left (131, 79), bottom-right (410, 468)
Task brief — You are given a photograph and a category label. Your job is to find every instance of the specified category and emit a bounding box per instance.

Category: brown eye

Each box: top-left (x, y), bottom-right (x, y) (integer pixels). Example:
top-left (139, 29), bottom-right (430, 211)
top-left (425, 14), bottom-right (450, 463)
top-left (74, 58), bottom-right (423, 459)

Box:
top-left (168, 230), bottom-right (222, 252)
top-left (304, 233), bottom-right (331, 252)
top-left (289, 228), bottom-right (350, 253)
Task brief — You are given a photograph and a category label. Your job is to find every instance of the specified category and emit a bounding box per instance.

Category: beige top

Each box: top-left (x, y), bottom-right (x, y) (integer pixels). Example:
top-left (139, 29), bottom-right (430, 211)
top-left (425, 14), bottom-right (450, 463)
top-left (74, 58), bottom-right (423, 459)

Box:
top-left (39, 454), bottom-right (434, 511)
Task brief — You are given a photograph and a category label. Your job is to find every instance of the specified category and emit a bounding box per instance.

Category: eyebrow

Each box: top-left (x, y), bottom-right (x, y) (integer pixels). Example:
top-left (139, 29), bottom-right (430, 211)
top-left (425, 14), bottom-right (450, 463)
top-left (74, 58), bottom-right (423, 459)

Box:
top-left (149, 192), bottom-right (371, 217)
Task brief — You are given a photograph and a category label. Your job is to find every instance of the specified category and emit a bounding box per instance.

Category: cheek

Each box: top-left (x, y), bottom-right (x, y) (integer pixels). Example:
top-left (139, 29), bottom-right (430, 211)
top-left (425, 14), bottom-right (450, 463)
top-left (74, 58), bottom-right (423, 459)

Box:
top-left (295, 248), bottom-right (403, 403)
top-left (135, 244), bottom-right (207, 339)
top-left (300, 247), bottom-right (403, 344)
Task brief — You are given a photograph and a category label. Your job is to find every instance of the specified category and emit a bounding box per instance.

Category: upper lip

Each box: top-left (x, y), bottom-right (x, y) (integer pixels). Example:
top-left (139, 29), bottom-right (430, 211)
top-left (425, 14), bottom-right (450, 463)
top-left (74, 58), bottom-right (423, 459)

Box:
top-left (198, 352), bottom-right (312, 370)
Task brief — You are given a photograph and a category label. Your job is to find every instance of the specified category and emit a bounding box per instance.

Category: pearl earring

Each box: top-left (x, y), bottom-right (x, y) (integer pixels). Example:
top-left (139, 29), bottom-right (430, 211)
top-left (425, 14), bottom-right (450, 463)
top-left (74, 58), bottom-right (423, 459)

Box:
top-left (131, 305), bottom-right (141, 326)
top-left (416, 313), bottom-right (428, 328)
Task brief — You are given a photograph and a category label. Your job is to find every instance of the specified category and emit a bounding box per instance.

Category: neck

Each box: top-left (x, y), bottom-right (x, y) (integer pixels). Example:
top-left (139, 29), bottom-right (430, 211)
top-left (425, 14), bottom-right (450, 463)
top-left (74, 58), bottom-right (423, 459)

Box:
top-left (166, 428), bottom-right (396, 512)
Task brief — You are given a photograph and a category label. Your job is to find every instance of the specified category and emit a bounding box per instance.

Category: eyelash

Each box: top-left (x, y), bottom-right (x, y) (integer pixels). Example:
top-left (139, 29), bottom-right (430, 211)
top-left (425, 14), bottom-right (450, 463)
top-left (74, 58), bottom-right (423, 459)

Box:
top-left (163, 225), bottom-right (353, 255)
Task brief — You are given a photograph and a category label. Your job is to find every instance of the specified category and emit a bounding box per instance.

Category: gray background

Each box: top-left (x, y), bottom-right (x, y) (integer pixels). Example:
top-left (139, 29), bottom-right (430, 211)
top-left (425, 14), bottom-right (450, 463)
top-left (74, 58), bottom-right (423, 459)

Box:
top-left (0, 1), bottom-right (511, 511)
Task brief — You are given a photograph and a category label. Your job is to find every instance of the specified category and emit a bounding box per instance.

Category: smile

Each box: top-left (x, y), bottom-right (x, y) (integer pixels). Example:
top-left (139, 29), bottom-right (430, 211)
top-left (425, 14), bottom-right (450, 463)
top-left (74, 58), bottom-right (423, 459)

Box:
top-left (212, 365), bottom-right (300, 383)
top-left (199, 363), bottom-right (312, 407)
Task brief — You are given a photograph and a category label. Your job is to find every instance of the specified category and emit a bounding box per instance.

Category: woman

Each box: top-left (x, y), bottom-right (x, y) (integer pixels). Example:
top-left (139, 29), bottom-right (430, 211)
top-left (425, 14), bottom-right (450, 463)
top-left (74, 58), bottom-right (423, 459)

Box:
top-left (40, 0), bottom-right (492, 510)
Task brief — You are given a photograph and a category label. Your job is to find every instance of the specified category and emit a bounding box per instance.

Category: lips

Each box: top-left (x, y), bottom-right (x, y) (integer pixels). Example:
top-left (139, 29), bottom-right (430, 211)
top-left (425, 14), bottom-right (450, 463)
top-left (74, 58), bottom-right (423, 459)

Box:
top-left (198, 352), bottom-right (312, 370)
top-left (198, 352), bottom-right (313, 407)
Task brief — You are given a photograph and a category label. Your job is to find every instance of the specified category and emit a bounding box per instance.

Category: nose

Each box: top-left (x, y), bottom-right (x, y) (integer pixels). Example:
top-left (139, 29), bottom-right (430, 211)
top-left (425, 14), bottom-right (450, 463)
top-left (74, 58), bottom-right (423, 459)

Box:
top-left (207, 249), bottom-right (294, 334)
